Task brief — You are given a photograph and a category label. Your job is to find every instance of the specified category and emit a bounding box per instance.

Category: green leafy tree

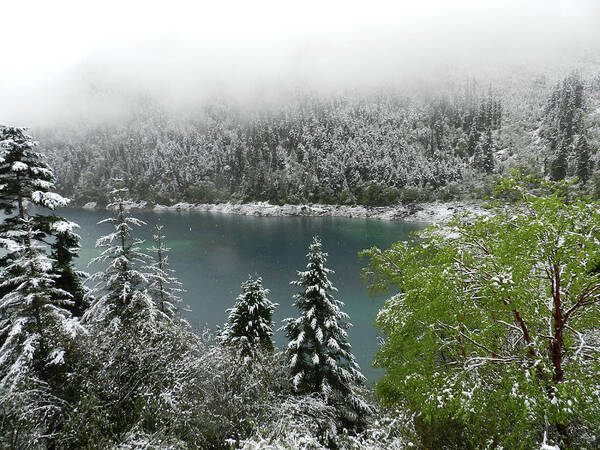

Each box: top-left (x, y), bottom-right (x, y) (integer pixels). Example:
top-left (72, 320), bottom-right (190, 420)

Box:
top-left (361, 178), bottom-right (600, 448)
top-left (220, 276), bottom-right (277, 359)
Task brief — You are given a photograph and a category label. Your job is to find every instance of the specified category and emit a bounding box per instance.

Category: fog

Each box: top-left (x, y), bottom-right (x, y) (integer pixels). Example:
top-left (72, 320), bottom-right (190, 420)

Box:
top-left (2, 0), bottom-right (599, 126)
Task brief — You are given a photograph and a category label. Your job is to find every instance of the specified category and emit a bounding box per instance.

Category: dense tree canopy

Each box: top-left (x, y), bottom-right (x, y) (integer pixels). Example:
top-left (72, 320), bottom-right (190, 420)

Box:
top-left (361, 177), bottom-right (600, 448)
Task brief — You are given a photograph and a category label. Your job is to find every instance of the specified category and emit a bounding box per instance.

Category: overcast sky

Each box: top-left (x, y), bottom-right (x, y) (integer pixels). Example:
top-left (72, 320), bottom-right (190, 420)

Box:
top-left (2, 0), bottom-right (599, 124)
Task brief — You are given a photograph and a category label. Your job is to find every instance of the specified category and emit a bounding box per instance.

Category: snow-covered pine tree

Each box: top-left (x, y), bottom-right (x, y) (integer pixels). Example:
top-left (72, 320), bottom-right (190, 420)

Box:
top-left (146, 224), bottom-right (187, 323)
top-left (220, 275), bottom-right (277, 358)
top-left (0, 218), bottom-right (81, 447)
top-left (0, 126), bottom-right (87, 317)
top-left (75, 185), bottom-right (201, 446)
top-left (542, 72), bottom-right (588, 181)
top-left (46, 217), bottom-right (89, 317)
top-left (0, 126), bottom-right (68, 217)
top-left (84, 184), bottom-right (155, 328)
top-left (575, 133), bottom-right (592, 184)
top-left (283, 236), bottom-right (369, 426)
top-left (0, 126), bottom-right (70, 297)
top-left (473, 128), bottom-right (494, 174)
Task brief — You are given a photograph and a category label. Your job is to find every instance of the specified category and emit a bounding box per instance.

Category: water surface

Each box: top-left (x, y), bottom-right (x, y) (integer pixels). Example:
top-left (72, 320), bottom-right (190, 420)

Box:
top-left (60, 208), bottom-right (427, 381)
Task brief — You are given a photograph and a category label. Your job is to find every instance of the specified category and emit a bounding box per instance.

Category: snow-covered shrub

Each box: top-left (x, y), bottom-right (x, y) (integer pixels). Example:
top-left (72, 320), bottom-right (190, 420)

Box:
top-left (235, 403), bottom-right (417, 450)
top-left (182, 333), bottom-right (293, 448)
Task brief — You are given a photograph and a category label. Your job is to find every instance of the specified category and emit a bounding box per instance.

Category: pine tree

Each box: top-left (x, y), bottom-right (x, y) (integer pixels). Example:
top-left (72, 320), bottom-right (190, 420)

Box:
top-left (0, 126), bottom-right (69, 296)
top-left (575, 134), bottom-right (592, 184)
top-left (283, 236), bottom-right (368, 425)
top-left (220, 275), bottom-right (277, 358)
top-left (542, 73), bottom-right (588, 181)
top-left (46, 217), bottom-right (89, 317)
top-left (0, 126), bottom-right (87, 315)
top-left (78, 184), bottom-right (179, 442)
top-left (146, 224), bottom-right (187, 322)
top-left (0, 126), bottom-right (68, 217)
top-left (0, 218), bottom-right (81, 446)
top-left (550, 144), bottom-right (569, 181)
top-left (473, 128), bottom-right (494, 174)
top-left (84, 184), bottom-right (154, 328)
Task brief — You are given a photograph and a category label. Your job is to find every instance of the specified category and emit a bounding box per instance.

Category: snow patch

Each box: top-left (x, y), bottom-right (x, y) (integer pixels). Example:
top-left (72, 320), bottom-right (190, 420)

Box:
top-left (151, 200), bottom-right (487, 223)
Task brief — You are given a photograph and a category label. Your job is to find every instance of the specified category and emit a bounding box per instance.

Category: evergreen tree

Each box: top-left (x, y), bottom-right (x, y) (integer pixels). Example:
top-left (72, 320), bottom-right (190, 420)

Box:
top-left (146, 224), bottom-right (187, 322)
top-left (220, 275), bottom-right (277, 358)
top-left (550, 144), bottom-right (569, 181)
top-left (0, 126), bottom-right (67, 217)
top-left (0, 126), bottom-right (69, 296)
top-left (47, 217), bottom-right (89, 317)
top-left (473, 128), bottom-right (494, 174)
top-left (0, 218), bottom-right (81, 447)
top-left (77, 184), bottom-right (183, 443)
top-left (0, 126), bottom-right (87, 314)
top-left (575, 133), bottom-right (592, 184)
top-left (542, 72), bottom-right (588, 181)
top-left (283, 236), bottom-right (368, 426)
top-left (84, 184), bottom-right (154, 327)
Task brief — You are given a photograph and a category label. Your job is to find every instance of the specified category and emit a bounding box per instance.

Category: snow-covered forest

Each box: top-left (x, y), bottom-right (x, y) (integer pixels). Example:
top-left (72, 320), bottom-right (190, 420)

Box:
top-left (3, 0), bottom-right (600, 448)
top-left (38, 70), bottom-right (600, 208)
top-left (0, 127), bottom-right (398, 448)
top-left (4, 112), bottom-right (600, 447)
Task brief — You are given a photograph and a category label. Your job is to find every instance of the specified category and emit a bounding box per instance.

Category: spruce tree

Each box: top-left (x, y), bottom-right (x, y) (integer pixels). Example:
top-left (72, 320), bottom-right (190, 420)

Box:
top-left (283, 236), bottom-right (368, 425)
top-left (79, 184), bottom-right (176, 442)
top-left (46, 217), bottom-right (89, 317)
top-left (0, 126), bottom-right (86, 315)
top-left (575, 133), bottom-right (592, 184)
top-left (542, 73), bottom-right (588, 181)
top-left (0, 126), bottom-right (68, 217)
top-left (146, 224), bottom-right (187, 322)
top-left (84, 184), bottom-right (155, 327)
top-left (220, 275), bottom-right (277, 358)
top-left (0, 218), bottom-right (81, 447)
top-left (473, 128), bottom-right (494, 174)
top-left (550, 144), bottom-right (569, 181)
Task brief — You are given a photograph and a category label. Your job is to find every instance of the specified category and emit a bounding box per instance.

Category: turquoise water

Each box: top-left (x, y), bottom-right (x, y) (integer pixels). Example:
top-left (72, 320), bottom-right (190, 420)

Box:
top-left (59, 208), bottom-right (426, 381)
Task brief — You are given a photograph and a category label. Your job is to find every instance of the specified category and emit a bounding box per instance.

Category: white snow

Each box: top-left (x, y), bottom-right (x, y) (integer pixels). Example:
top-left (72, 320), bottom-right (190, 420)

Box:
top-left (151, 200), bottom-right (487, 223)
top-left (11, 161), bottom-right (28, 172)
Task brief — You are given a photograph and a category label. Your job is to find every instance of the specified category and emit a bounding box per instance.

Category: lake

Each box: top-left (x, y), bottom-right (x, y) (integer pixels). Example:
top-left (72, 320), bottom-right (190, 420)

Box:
top-left (59, 208), bottom-right (427, 381)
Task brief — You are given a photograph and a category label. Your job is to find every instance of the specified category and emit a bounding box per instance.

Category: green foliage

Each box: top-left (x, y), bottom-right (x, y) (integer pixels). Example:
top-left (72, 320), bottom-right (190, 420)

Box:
top-left (361, 177), bottom-right (600, 448)
top-left (185, 180), bottom-right (219, 203)
top-left (399, 186), bottom-right (421, 204)
top-left (438, 183), bottom-right (462, 201)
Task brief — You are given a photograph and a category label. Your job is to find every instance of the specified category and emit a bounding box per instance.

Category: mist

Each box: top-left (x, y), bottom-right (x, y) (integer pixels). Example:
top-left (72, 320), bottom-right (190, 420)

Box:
top-left (2, 0), bottom-right (599, 126)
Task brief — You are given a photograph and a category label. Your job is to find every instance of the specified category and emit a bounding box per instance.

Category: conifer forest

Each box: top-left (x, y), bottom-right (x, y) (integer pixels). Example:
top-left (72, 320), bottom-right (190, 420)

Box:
top-left (2, 1), bottom-right (600, 448)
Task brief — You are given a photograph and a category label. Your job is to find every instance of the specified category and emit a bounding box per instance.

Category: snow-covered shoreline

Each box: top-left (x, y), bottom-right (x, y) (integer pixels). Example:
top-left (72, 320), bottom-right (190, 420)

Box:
top-left (79, 200), bottom-right (487, 223)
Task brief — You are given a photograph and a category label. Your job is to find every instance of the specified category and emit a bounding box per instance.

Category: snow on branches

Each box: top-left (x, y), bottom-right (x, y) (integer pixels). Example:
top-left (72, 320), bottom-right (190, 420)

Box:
top-left (220, 275), bottom-right (277, 358)
top-left (283, 236), bottom-right (369, 427)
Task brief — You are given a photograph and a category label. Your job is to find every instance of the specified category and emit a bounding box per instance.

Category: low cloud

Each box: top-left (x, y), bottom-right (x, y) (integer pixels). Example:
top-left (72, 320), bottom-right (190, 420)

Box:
top-left (2, 0), bottom-right (599, 126)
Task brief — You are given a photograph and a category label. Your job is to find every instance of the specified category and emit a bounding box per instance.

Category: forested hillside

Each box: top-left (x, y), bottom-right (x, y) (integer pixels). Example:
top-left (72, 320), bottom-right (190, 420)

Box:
top-left (39, 70), bottom-right (600, 207)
